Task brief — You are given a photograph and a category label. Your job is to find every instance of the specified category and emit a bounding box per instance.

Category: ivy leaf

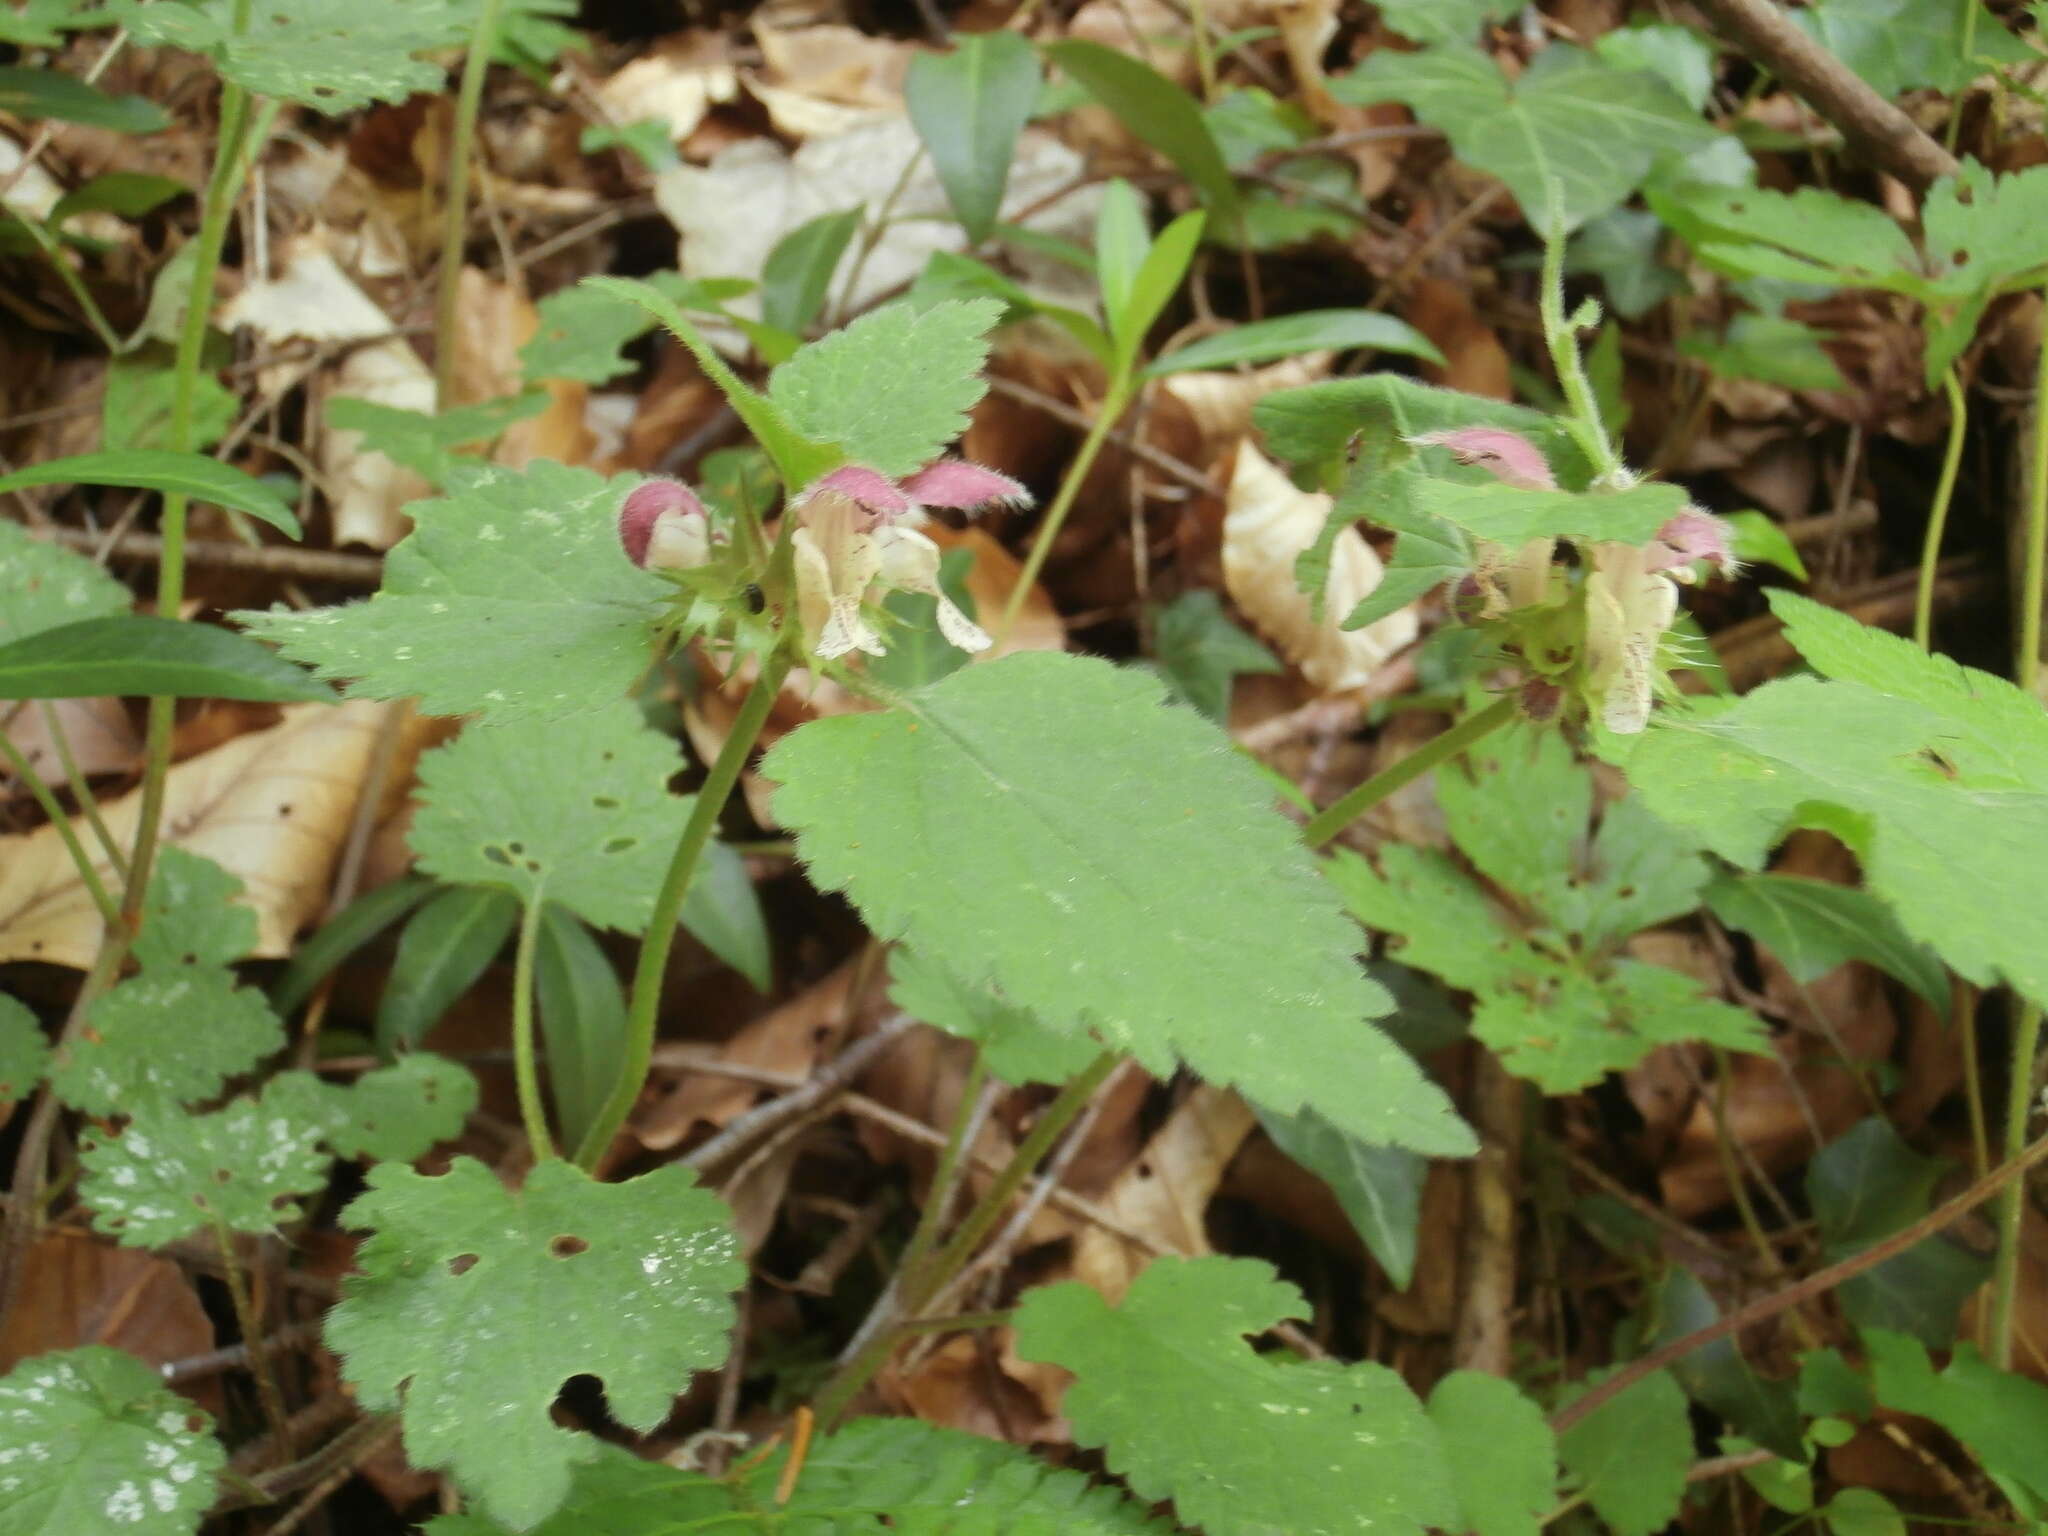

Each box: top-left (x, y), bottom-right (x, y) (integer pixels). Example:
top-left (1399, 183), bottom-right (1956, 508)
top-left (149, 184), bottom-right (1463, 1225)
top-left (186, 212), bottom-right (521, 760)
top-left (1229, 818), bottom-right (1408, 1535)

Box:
top-left (118, 0), bottom-right (470, 115)
top-left (1611, 590), bottom-right (2048, 1007)
top-left (1706, 874), bottom-right (1948, 1014)
top-left (889, 946), bottom-right (1100, 1086)
top-left (407, 709), bottom-right (687, 936)
top-left (270, 1056), bottom-right (478, 1164)
top-left (1565, 208), bottom-right (1686, 320)
top-left (1013, 1256), bottom-right (1458, 1536)
top-left (1865, 1330), bottom-right (2048, 1509)
top-left (1428, 1370), bottom-right (1557, 1536)
top-left (234, 462), bottom-right (668, 721)
top-left (51, 972), bottom-right (282, 1117)
top-left (1374, 0), bottom-right (1516, 43)
top-left (0, 519), bottom-right (130, 645)
top-left (425, 1417), bottom-right (1165, 1535)
top-left (520, 273), bottom-right (751, 387)
top-left (325, 1157), bottom-right (742, 1531)
top-left (1256, 1103), bottom-right (1424, 1288)
top-left (79, 1081), bottom-right (332, 1247)
top-left (764, 654), bottom-right (1474, 1156)
top-left (767, 299), bottom-right (1001, 479)
top-left (1555, 1367), bottom-right (1692, 1536)
top-left (0, 1346), bottom-right (224, 1536)
top-left (0, 995), bottom-right (48, 1102)
top-left (1336, 44), bottom-right (1716, 232)
top-left (1149, 589), bottom-right (1281, 721)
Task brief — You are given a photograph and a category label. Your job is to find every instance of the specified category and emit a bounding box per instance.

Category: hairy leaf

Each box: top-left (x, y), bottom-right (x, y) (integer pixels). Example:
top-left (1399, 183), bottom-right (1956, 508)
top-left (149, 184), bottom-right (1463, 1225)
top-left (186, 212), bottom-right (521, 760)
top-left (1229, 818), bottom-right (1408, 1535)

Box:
top-left (132, 847), bottom-right (257, 972)
top-left (326, 394), bottom-right (547, 490)
top-left (270, 1056), bottom-right (478, 1164)
top-left (52, 972), bottom-right (282, 1117)
top-left (520, 273), bottom-right (751, 387)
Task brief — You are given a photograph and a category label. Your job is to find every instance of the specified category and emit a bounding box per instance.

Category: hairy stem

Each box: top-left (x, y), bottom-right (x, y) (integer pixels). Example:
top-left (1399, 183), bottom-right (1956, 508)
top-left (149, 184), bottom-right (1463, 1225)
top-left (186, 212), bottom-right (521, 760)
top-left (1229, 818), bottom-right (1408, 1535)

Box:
top-left (434, 0), bottom-right (506, 407)
top-left (894, 1055), bottom-right (990, 1288)
top-left (510, 895), bottom-right (555, 1161)
top-left (1301, 695), bottom-right (1518, 848)
top-left (573, 651), bottom-right (794, 1171)
top-left (999, 380), bottom-right (1132, 641)
top-left (1914, 368), bottom-right (1969, 651)
top-left (1538, 212), bottom-right (1621, 484)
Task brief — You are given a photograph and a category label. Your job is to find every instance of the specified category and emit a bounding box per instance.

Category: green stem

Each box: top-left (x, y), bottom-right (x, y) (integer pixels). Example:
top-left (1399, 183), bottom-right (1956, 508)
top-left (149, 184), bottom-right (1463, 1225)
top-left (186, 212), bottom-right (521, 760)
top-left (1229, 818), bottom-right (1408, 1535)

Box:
top-left (24, 216), bottom-right (123, 354)
top-left (1538, 205), bottom-right (1620, 484)
top-left (812, 1048), bottom-right (1120, 1429)
top-left (0, 733), bottom-right (118, 925)
top-left (1300, 695), bottom-right (1518, 848)
top-left (1990, 286), bottom-right (2048, 1370)
top-left (1946, 0), bottom-right (1978, 154)
top-left (38, 701), bottom-right (125, 878)
top-left (511, 895), bottom-right (554, 1161)
top-left (435, 0), bottom-right (506, 406)
top-left (998, 379), bottom-right (1132, 641)
top-left (1187, 0), bottom-right (1218, 102)
top-left (1914, 368), bottom-right (1968, 651)
top-left (573, 650), bottom-right (794, 1171)
top-left (894, 1055), bottom-right (988, 1288)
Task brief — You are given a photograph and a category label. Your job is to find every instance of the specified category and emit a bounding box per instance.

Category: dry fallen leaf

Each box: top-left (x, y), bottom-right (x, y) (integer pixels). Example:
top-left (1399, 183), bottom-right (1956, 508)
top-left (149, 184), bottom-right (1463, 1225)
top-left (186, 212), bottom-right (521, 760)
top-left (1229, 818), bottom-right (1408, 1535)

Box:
top-left (1223, 440), bottom-right (1418, 694)
top-left (319, 337), bottom-right (434, 550)
top-left (448, 266), bottom-right (596, 468)
top-left (220, 234), bottom-right (396, 345)
top-left (1157, 353), bottom-right (1331, 465)
top-left (593, 36), bottom-right (740, 147)
top-left (0, 1232), bottom-right (213, 1379)
top-left (3, 696), bottom-right (139, 790)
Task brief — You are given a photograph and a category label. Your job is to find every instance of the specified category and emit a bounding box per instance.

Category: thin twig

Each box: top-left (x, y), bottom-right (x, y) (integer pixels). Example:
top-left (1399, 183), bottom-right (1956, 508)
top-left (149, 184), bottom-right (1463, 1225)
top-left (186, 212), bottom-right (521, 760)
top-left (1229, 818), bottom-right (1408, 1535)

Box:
top-left (683, 1013), bottom-right (919, 1171)
top-left (31, 525), bottom-right (384, 584)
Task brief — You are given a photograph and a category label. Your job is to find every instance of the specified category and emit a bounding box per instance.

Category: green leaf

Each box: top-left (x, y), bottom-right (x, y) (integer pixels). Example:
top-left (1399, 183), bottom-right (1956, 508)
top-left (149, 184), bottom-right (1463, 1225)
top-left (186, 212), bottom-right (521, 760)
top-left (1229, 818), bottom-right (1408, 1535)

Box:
top-left (679, 840), bottom-right (772, 992)
top-left (0, 616), bottom-right (331, 703)
top-left (119, 0), bottom-right (471, 115)
top-left (52, 972), bottom-right (282, 1117)
top-left (908, 31), bottom-right (1043, 244)
top-left (325, 1157), bottom-right (742, 1530)
top-left (1148, 310), bottom-right (1444, 375)
top-left (1256, 1102), bottom-right (1424, 1288)
top-left (1594, 20), bottom-right (1719, 111)
top-left (268, 874), bottom-right (436, 1018)
top-left (764, 654), bottom-right (1474, 1155)
top-left (1329, 842), bottom-right (1537, 995)
top-left (759, 208), bottom-right (862, 336)
top-left (1115, 209), bottom-right (1206, 367)
top-left (1571, 794), bottom-right (1716, 949)
top-left (1013, 1256), bottom-right (1458, 1536)
top-left (520, 273), bottom-right (751, 387)
top-left (375, 885), bottom-right (520, 1053)
top-left (0, 0), bottom-right (95, 48)
top-left (425, 1416), bottom-right (1164, 1535)
top-left (1045, 40), bottom-right (1240, 224)
top-left (1374, 0), bottom-right (1516, 43)
top-left (1794, 0), bottom-right (2031, 96)
top-left (1865, 1329), bottom-right (2048, 1508)
top-left (0, 449), bottom-right (302, 538)
top-left (1149, 589), bottom-right (1281, 721)
top-left (1706, 874), bottom-right (1947, 1013)
top-left (101, 348), bottom-right (236, 455)
top-left (1417, 478), bottom-right (1688, 546)
top-left (0, 1346), bottom-right (224, 1536)
top-left (235, 462), bottom-right (667, 721)
top-left (1427, 1370), bottom-right (1557, 1536)
top-left (1555, 1367), bottom-right (1691, 1536)
top-left (1435, 722), bottom-right (1591, 915)
top-left (889, 945), bottom-right (1100, 1085)
top-left (0, 519), bottom-right (130, 645)
top-left (1254, 371), bottom-right (1589, 485)
top-left (1655, 1269), bottom-right (1804, 1459)
top-left (0, 994), bottom-right (49, 1102)
top-left (1564, 208), bottom-right (1686, 320)
top-left (0, 66), bottom-right (166, 132)
top-left (270, 1055), bottom-right (477, 1163)
top-left (132, 846), bottom-right (257, 972)
top-left (407, 708), bottom-right (689, 935)
top-left (767, 298), bottom-right (1002, 479)
top-left (327, 393), bottom-right (548, 489)
top-left (1094, 179), bottom-right (1150, 348)
top-left (1807, 1118), bottom-right (1988, 1346)
top-left (1823, 1487), bottom-right (1907, 1536)
top-left (1337, 44), bottom-right (1716, 233)
top-left (79, 1080), bottom-right (332, 1246)
top-left (533, 906), bottom-right (625, 1152)
top-left (1613, 589), bottom-right (2048, 1007)
top-left (1917, 162), bottom-right (2048, 379)
top-left (1679, 313), bottom-right (1849, 392)
top-left (1724, 509), bottom-right (1809, 581)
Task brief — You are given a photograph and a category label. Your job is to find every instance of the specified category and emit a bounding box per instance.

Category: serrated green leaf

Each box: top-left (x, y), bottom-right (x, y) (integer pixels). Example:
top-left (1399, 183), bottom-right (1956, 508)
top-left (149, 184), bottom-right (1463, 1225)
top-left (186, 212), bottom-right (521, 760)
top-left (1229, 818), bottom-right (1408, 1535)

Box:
top-left (889, 946), bottom-right (1100, 1085)
top-left (1417, 478), bottom-right (1687, 546)
top-left (375, 885), bottom-right (520, 1053)
top-left (908, 31), bottom-right (1042, 244)
top-left (0, 450), bottom-right (300, 538)
top-left (1336, 44), bottom-right (1716, 233)
top-left (234, 462), bottom-right (667, 721)
top-left (0, 1346), bottom-right (223, 1536)
top-left (132, 846), bottom-right (257, 972)
top-left (1149, 589), bottom-right (1281, 721)
top-left (533, 907), bottom-right (624, 1152)
top-left (1256, 1102), bottom-right (1424, 1288)
top-left (1046, 40), bottom-right (1240, 223)
top-left (1477, 960), bottom-right (1766, 1093)
top-left (426, 1416), bottom-right (1165, 1535)
top-left (1556, 1367), bottom-right (1691, 1536)
top-left (119, 0), bottom-right (470, 115)
top-left (0, 66), bottom-right (166, 132)
top-left (760, 208), bottom-right (862, 337)
top-left (1612, 590), bottom-right (2048, 1006)
top-left (0, 520), bottom-right (129, 644)
top-left (1724, 509), bottom-right (1808, 581)
top-left (0, 0), bottom-right (93, 48)
top-left (101, 348), bottom-right (236, 455)
top-left (1013, 1256), bottom-right (1457, 1536)
top-left (79, 1081), bottom-right (332, 1246)
top-left (1148, 310), bottom-right (1444, 375)
top-left (767, 299), bottom-right (1001, 478)
top-left (1569, 794), bottom-right (1715, 949)
top-left (0, 616), bottom-right (331, 703)
top-left (52, 971), bottom-right (282, 1116)
top-left (1865, 1329), bottom-right (2048, 1508)
top-left (1427, 1371), bottom-right (1556, 1536)
top-left (1343, 526), bottom-right (1469, 629)
top-left (1435, 722), bottom-right (1591, 913)
top-left (1706, 874), bottom-right (1947, 1013)
top-left (1793, 0), bottom-right (2030, 97)
top-left (764, 654), bottom-right (1474, 1155)
top-left (520, 273), bottom-right (750, 387)
top-left (1374, 0), bottom-right (1516, 43)
top-left (326, 1157), bottom-right (742, 1530)
top-left (327, 393), bottom-right (548, 490)
top-left (270, 1055), bottom-right (477, 1163)
top-left (0, 994), bottom-right (49, 1101)
top-left (1328, 843), bottom-right (1538, 994)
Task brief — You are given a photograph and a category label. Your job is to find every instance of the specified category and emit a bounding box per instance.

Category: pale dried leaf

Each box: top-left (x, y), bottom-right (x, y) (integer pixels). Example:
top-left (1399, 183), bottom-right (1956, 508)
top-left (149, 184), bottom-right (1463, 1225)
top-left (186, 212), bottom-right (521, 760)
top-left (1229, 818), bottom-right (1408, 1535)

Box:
top-left (593, 43), bottom-right (739, 145)
top-left (3, 698), bottom-right (138, 791)
top-left (221, 236), bottom-right (395, 344)
top-left (320, 336), bottom-right (432, 550)
top-left (449, 267), bottom-right (594, 467)
top-left (1158, 354), bottom-right (1330, 463)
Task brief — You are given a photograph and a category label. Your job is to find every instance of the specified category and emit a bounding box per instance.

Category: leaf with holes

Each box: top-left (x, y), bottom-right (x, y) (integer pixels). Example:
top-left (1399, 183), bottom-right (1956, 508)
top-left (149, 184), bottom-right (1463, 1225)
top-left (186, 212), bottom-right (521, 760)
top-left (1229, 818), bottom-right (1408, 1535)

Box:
top-left (79, 1081), bottom-right (332, 1247)
top-left (1013, 1256), bottom-right (1458, 1536)
top-left (233, 462), bottom-right (668, 721)
top-left (764, 653), bottom-right (1473, 1155)
top-left (0, 994), bottom-right (49, 1103)
top-left (325, 1157), bottom-right (742, 1530)
top-left (0, 1346), bottom-right (224, 1536)
top-left (0, 519), bottom-right (129, 644)
top-left (766, 299), bottom-right (1001, 479)
top-left (51, 972), bottom-right (282, 1118)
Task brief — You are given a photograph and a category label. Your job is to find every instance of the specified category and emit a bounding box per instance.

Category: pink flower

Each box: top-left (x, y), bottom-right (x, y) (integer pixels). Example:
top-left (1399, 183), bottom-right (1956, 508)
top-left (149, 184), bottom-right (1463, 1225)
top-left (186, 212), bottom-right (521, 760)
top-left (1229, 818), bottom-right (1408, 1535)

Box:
top-left (618, 479), bottom-right (716, 571)
top-left (791, 458), bottom-right (1032, 529)
top-left (1405, 427), bottom-right (1559, 491)
top-left (1645, 508), bottom-right (1738, 578)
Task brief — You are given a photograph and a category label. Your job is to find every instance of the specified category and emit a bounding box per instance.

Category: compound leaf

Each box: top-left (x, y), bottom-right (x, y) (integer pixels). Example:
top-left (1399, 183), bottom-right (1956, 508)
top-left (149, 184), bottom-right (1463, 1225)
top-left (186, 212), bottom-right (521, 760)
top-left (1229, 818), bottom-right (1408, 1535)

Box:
top-left (0, 519), bottom-right (129, 644)
top-left (325, 1157), bottom-right (742, 1531)
top-left (764, 653), bottom-right (1474, 1155)
top-left (1013, 1256), bottom-right (1458, 1536)
top-left (234, 461), bottom-right (668, 722)
top-left (0, 1346), bottom-right (223, 1536)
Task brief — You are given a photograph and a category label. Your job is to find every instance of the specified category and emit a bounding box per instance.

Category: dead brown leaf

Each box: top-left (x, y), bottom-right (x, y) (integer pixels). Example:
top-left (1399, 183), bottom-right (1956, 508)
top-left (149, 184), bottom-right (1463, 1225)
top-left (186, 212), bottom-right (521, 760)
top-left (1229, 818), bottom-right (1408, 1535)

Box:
top-left (0, 1232), bottom-right (213, 1378)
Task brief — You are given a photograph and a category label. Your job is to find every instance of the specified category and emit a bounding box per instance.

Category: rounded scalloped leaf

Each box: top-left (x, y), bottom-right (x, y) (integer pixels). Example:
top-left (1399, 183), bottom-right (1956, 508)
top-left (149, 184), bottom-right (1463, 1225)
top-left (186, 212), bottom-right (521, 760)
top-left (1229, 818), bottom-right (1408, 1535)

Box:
top-left (0, 520), bottom-right (129, 645)
top-left (0, 994), bottom-right (50, 1104)
top-left (325, 1157), bottom-right (743, 1531)
top-left (50, 972), bottom-right (282, 1117)
top-left (79, 1085), bottom-right (332, 1248)
top-left (267, 1056), bottom-right (477, 1163)
top-left (132, 848), bottom-right (257, 973)
top-left (0, 1346), bottom-right (223, 1536)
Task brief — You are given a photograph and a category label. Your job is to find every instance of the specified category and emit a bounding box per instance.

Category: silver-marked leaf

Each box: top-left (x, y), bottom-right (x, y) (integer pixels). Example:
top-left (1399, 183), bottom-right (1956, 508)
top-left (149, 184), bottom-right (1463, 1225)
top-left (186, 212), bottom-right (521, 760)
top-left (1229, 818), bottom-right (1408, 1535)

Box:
top-left (268, 1055), bottom-right (477, 1164)
top-left (51, 971), bottom-right (282, 1117)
